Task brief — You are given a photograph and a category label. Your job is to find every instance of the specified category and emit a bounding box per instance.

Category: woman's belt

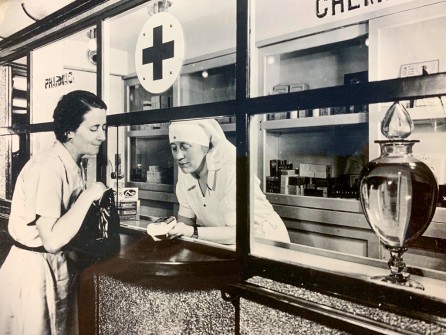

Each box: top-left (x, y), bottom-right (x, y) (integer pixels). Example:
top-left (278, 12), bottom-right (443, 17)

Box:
top-left (12, 239), bottom-right (48, 253)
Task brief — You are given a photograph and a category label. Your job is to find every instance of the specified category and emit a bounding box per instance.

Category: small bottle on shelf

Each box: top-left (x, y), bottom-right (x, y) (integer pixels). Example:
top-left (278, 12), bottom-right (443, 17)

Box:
top-left (130, 154), bottom-right (147, 182)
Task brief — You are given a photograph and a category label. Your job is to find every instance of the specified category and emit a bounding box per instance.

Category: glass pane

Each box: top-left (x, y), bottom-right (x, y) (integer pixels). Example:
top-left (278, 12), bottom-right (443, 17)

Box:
top-left (103, 0), bottom-right (236, 112)
top-left (0, 135), bottom-right (13, 200)
top-left (0, 56), bottom-right (29, 199)
top-left (31, 27), bottom-right (97, 123)
top-left (106, 126), bottom-right (125, 191)
top-left (0, 136), bottom-right (8, 199)
top-left (109, 117), bottom-right (236, 242)
top-left (180, 61), bottom-right (236, 106)
top-left (107, 124), bottom-right (177, 228)
top-left (250, 1), bottom-right (446, 283)
top-left (249, 110), bottom-right (369, 246)
top-left (367, 3), bottom-right (446, 276)
top-left (259, 38), bottom-right (368, 97)
top-left (253, 1), bottom-right (370, 99)
top-left (102, 1), bottom-right (236, 240)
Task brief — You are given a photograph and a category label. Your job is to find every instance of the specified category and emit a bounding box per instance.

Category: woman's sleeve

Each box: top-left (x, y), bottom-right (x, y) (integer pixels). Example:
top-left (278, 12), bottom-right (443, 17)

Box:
top-left (34, 161), bottom-right (64, 219)
top-left (176, 180), bottom-right (196, 219)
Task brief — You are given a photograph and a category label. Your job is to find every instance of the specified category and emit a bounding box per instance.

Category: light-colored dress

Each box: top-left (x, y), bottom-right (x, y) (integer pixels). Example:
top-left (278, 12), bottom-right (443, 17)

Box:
top-left (176, 120), bottom-right (290, 244)
top-left (0, 141), bottom-right (84, 335)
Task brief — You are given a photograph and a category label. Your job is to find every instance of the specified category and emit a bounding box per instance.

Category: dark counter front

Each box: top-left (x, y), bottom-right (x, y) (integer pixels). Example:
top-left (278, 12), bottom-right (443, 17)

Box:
top-left (77, 232), bottom-right (241, 334)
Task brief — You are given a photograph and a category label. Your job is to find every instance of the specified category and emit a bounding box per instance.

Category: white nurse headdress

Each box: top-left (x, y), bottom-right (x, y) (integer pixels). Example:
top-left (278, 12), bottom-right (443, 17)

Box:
top-left (169, 118), bottom-right (235, 173)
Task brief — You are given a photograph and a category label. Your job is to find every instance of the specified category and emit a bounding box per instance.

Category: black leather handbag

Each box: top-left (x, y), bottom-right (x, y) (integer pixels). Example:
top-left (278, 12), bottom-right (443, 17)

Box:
top-left (69, 188), bottom-right (120, 257)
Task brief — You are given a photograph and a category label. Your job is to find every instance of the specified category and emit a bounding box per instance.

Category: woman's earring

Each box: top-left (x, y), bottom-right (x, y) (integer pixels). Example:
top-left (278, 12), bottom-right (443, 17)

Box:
top-left (65, 132), bottom-right (73, 143)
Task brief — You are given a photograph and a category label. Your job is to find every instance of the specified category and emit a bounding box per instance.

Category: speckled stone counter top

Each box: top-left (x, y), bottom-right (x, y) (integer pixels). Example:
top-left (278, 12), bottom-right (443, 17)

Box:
top-left (247, 276), bottom-right (446, 334)
top-left (76, 233), bottom-right (446, 334)
top-left (77, 233), bottom-right (240, 334)
top-left (97, 275), bottom-right (236, 334)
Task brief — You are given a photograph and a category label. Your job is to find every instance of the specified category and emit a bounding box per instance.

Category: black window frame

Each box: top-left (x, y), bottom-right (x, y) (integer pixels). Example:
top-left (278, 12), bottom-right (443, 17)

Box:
top-left (0, 0), bottom-right (446, 327)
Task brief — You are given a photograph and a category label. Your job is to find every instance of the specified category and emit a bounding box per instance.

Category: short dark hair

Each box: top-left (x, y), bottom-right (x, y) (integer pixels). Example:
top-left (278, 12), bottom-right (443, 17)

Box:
top-left (53, 90), bottom-right (107, 143)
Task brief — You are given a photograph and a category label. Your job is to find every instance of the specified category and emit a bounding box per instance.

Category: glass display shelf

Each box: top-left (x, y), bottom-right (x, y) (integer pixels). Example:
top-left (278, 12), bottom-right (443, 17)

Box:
top-left (127, 122), bottom-right (236, 139)
top-left (261, 112), bottom-right (368, 132)
top-left (265, 193), bottom-right (362, 213)
top-left (127, 181), bottom-right (174, 193)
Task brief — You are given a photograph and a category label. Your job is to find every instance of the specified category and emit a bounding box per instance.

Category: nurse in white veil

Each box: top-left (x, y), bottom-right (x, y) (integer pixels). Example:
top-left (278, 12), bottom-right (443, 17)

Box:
top-left (168, 119), bottom-right (290, 245)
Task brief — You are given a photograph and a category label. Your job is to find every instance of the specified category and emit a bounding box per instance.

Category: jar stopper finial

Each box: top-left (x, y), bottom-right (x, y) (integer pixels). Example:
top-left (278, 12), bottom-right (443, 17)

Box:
top-left (381, 102), bottom-right (414, 140)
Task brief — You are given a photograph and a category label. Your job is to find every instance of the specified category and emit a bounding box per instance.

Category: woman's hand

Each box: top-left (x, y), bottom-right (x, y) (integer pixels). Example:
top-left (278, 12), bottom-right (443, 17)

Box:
top-left (84, 182), bottom-right (108, 202)
top-left (168, 221), bottom-right (194, 238)
top-left (37, 181), bottom-right (108, 253)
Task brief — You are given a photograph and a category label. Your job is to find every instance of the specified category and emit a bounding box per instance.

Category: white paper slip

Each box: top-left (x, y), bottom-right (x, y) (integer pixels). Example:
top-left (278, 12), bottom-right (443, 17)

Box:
top-left (120, 221), bottom-right (148, 232)
top-left (146, 216), bottom-right (177, 240)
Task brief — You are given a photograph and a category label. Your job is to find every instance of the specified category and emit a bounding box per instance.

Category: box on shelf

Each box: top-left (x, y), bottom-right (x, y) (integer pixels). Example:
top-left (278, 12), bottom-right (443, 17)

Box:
top-left (319, 107), bottom-right (332, 116)
top-left (280, 169), bottom-right (299, 194)
top-left (314, 177), bottom-right (333, 197)
top-left (114, 187), bottom-right (140, 222)
top-left (114, 187), bottom-right (138, 201)
top-left (304, 189), bottom-right (324, 197)
top-left (298, 110), bottom-right (312, 118)
top-left (142, 100), bottom-right (152, 111)
top-left (130, 165), bottom-right (147, 182)
top-left (280, 168), bottom-right (296, 175)
top-left (270, 160), bottom-right (280, 177)
top-left (287, 176), bottom-right (308, 195)
top-left (332, 174), bottom-right (360, 199)
top-left (268, 85), bottom-right (290, 120)
top-left (289, 83), bottom-right (309, 92)
top-left (275, 112), bottom-right (288, 120)
top-left (270, 159), bottom-right (292, 177)
top-left (146, 166), bottom-right (171, 184)
top-left (299, 163), bottom-right (332, 178)
top-left (117, 200), bottom-right (140, 222)
top-left (272, 84), bottom-right (289, 94)
top-left (266, 176), bottom-right (280, 193)
top-left (278, 83), bottom-right (311, 118)
top-left (289, 111), bottom-right (298, 118)
top-left (332, 106), bottom-right (346, 115)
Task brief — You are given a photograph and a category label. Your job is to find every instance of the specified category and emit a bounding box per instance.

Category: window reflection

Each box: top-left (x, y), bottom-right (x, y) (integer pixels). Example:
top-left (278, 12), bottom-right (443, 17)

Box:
top-left (31, 27), bottom-right (97, 123)
top-left (0, 57), bottom-right (28, 199)
top-left (250, 0), bottom-right (446, 278)
top-left (110, 118), bottom-right (238, 241)
top-left (105, 0), bottom-right (236, 110)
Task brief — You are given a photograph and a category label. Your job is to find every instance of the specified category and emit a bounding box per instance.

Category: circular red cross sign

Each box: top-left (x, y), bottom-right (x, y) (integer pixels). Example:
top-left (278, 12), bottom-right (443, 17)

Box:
top-left (135, 12), bottom-right (185, 94)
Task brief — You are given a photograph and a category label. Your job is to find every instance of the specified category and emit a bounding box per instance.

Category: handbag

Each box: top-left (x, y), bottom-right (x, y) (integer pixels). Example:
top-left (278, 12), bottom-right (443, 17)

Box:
top-left (69, 188), bottom-right (120, 257)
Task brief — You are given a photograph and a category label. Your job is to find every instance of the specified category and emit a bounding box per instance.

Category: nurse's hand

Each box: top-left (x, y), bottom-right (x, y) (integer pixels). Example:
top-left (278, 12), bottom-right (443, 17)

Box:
top-left (168, 221), bottom-right (194, 238)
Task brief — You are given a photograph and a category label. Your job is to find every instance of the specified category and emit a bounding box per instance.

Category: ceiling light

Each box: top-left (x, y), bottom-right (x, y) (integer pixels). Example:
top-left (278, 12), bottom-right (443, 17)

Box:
top-left (364, 37), bottom-right (370, 47)
top-left (21, 0), bottom-right (75, 21)
top-left (147, 0), bottom-right (173, 16)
